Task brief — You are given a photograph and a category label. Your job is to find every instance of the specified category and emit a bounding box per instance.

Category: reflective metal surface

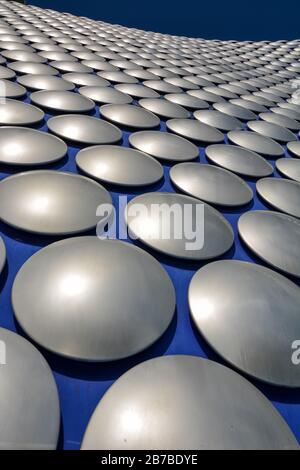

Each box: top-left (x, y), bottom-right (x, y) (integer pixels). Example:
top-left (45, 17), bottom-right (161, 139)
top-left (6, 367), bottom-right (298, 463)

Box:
top-left (81, 355), bottom-right (298, 450)
top-left (287, 141), bottom-right (300, 158)
top-left (47, 114), bottom-right (122, 145)
top-left (228, 130), bottom-right (284, 158)
top-left (17, 74), bottom-right (75, 91)
top-left (76, 145), bottom-right (163, 186)
top-left (0, 171), bottom-right (113, 235)
top-left (189, 261), bottom-right (300, 387)
top-left (100, 104), bottom-right (160, 129)
top-left (12, 238), bottom-right (176, 361)
top-left (8, 61), bottom-right (59, 75)
top-left (259, 112), bottom-right (300, 132)
top-left (79, 86), bottom-right (133, 105)
top-left (165, 93), bottom-right (209, 110)
top-left (247, 120), bottom-right (297, 144)
top-left (256, 177), bottom-right (300, 218)
top-left (194, 110), bottom-right (243, 132)
top-left (205, 144), bottom-right (273, 178)
top-left (0, 127), bottom-right (67, 166)
top-left (0, 79), bottom-right (26, 98)
top-left (139, 98), bottom-right (189, 119)
top-left (166, 118), bottom-right (224, 144)
top-left (126, 192), bottom-right (234, 260)
top-left (30, 90), bottom-right (95, 113)
top-left (0, 327), bottom-right (60, 449)
top-left (276, 158), bottom-right (300, 183)
top-left (238, 210), bottom-right (300, 277)
top-left (0, 236), bottom-right (5, 275)
top-left (213, 102), bottom-right (257, 121)
top-left (170, 163), bottom-right (253, 206)
top-left (0, 99), bottom-right (44, 126)
top-left (63, 73), bottom-right (109, 87)
top-left (129, 130), bottom-right (199, 162)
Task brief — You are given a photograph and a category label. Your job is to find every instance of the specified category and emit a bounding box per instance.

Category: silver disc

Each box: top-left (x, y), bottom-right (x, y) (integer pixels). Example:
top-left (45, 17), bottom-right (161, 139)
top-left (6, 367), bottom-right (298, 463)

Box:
top-left (194, 110), bottom-right (243, 132)
top-left (189, 260), bottom-right (300, 387)
top-left (287, 141), bottom-right (300, 158)
top-left (129, 130), bottom-right (199, 162)
top-left (62, 73), bottom-right (109, 87)
top-left (139, 98), bottom-right (190, 119)
top-left (47, 114), bottom-right (122, 145)
top-left (0, 79), bottom-right (26, 98)
top-left (0, 236), bottom-right (6, 275)
top-left (205, 144), bottom-right (273, 178)
top-left (12, 237), bottom-right (175, 361)
top-left (0, 127), bottom-right (67, 166)
top-left (247, 120), bottom-right (297, 144)
top-left (30, 90), bottom-right (95, 113)
top-left (79, 86), bottom-right (133, 105)
top-left (126, 192), bottom-right (234, 260)
top-left (17, 74), bottom-right (75, 91)
top-left (0, 99), bottom-right (44, 126)
top-left (170, 163), bottom-right (253, 206)
top-left (76, 145), bottom-right (163, 186)
top-left (166, 118), bottom-right (224, 144)
top-left (256, 177), bottom-right (300, 218)
top-left (0, 170), bottom-right (113, 235)
top-left (81, 355), bottom-right (298, 450)
top-left (276, 158), bottom-right (300, 183)
top-left (0, 327), bottom-right (60, 450)
top-left (228, 130), bottom-right (284, 158)
top-left (100, 104), bottom-right (160, 129)
top-left (238, 210), bottom-right (300, 277)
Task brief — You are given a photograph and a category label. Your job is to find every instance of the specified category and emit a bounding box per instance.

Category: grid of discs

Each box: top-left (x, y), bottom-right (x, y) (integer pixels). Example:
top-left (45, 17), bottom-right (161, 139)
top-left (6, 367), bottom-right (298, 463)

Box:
top-left (0, 0), bottom-right (299, 450)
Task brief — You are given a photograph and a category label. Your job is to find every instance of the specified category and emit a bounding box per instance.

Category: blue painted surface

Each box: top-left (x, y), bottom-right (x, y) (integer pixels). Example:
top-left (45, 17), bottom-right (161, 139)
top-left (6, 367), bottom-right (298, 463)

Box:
top-left (0, 86), bottom-right (300, 449)
top-left (29, 0), bottom-right (300, 41)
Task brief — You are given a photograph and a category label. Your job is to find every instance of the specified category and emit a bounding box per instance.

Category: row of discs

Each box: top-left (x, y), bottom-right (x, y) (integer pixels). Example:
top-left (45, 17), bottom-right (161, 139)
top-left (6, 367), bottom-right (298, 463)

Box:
top-left (0, 0), bottom-right (299, 451)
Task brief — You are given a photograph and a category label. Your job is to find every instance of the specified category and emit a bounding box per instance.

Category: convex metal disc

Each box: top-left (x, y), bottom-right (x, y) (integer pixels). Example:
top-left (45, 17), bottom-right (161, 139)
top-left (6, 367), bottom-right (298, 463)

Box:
top-left (79, 86), bottom-right (133, 104)
top-left (287, 141), bottom-right (300, 158)
top-left (205, 144), bottom-right (273, 178)
top-left (47, 114), bottom-right (122, 145)
top-left (194, 110), bottom-right (243, 132)
top-left (165, 93), bottom-right (209, 110)
top-left (0, 236), bottom-right (6, 275)
top-left (0, 99), bottom-right (44, 126)
top-left (228, 130), bottom-right (284, 158)
top-left (81, 355), bottom-right (298, 450)
top-left (76, 145), bottom-right (163, 186)
top-left (238, 210), bottom-right (300, 277)
top-left (166, 118), bottom-right (224, 145)
top-left (12, 238), bottom-right (176, 361)
top-left (256, 177), bottom-right (300, 218)
top-left (100, 104), bottom-right (160, 129)
top-left (276, 158), bottom-right (300, 182)
top-left (139, 98), bottom-right (189, 119)
top-left (30, 90), bottom-right (95, 113)
top-left (247, 120), bottom-right (297, 144)
top-left (170, 163), bottom-right (253, 206)
top-left (0, 327), bottom-right (60, 449)
top-left (17, 74), bottom-right (75, 91)
top-left (0, 170), bottom-right (113, 235)
top-left (63, 73), bottom-right (110, 87)
top-left (129, 130), bottom-right (198, 162)
top-left (126, 192), bottom-right (234, 260)
top-left (0, 79), bottom-right (26, 98)
top-left (189, 261), bottom-right (300, 387)
top-left (0, 127), bottom-right (67, 166)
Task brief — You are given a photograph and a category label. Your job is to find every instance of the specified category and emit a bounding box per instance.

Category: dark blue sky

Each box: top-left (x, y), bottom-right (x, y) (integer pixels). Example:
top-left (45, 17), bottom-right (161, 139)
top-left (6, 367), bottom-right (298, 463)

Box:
top-left (29, 0), bottom-right (300, 41)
